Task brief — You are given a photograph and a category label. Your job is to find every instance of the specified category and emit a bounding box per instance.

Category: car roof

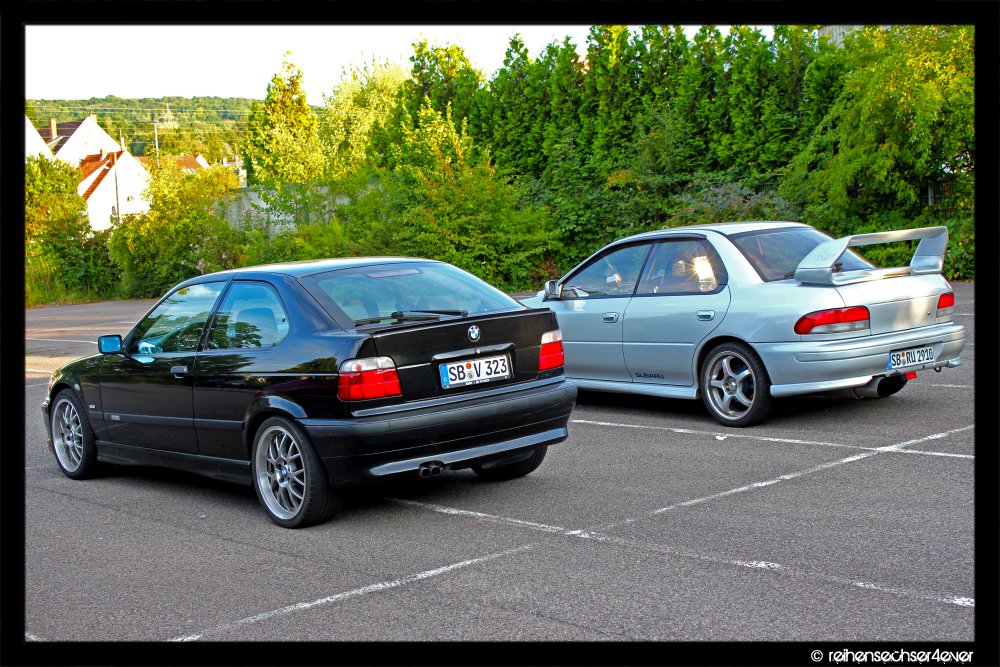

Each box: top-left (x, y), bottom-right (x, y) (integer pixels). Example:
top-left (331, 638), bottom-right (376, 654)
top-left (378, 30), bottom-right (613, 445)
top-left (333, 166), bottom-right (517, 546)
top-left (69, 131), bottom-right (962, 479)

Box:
top-left (197, 257), bottom-right (441, 280)
top-left (622, 221), bottom-right (811, 243)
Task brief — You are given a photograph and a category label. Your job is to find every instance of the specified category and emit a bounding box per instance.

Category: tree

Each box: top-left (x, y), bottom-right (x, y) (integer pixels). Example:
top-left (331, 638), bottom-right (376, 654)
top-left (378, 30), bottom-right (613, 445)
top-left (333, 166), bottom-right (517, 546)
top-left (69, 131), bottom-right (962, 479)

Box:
top-left (242, 59), bottom-right (325, 189)
top-left (783, 25), bottom-right (974, 221)
top-left (580, 25), bottom-right (642, 174)
top-left (672, 26), bottom-right (729, 173)
top-left (332, 101), bottom-right (554, 290)
top-left (485, 35), bottom-right (554, 178)
top-left (319, 59), bottom-right (408, 182)
top-left (25, 156), bottom-right (115, 302)
top-left (403, 39), bottom-right (486, 137)
top-left (108, 161), bottom-right (242, 296)
top-left (540, 37), bottom-right (586, 179)
top-left (634, 25), bottom-right (688, 111)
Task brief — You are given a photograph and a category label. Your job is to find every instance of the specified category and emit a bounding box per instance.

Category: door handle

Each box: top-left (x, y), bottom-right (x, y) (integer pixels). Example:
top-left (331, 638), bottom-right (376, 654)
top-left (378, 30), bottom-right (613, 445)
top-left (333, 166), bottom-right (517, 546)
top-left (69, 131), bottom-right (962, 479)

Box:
top-left (170, 365), bottom-right (189, 378)
top-left (697, 310), bottom-right (715, 321)
top-left (602, 312), bottom-right (620, 323)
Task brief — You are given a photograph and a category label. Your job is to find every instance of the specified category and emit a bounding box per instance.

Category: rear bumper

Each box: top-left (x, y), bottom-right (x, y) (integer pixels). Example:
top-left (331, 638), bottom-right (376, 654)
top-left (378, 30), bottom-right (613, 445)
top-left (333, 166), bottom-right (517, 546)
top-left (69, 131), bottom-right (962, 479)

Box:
top-left (298, 377), bottom-right (577, 486)
top-left (755, 323), bottom-right (966, 398)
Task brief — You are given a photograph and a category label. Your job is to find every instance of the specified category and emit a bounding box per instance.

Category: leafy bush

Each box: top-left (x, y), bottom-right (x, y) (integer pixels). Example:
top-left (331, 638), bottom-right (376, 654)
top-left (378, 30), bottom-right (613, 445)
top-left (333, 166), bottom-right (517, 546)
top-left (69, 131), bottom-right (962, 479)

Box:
top-left (25, 156), bottom-right (121, 305)
top-left (108, 163), bottom-right (244, 297)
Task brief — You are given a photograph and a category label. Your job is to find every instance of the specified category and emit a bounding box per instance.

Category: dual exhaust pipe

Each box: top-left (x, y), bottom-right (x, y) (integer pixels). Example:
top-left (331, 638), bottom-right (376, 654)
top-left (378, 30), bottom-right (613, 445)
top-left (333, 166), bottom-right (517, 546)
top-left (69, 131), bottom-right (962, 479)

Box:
top-left (417, 461), bottom-right (446, 478)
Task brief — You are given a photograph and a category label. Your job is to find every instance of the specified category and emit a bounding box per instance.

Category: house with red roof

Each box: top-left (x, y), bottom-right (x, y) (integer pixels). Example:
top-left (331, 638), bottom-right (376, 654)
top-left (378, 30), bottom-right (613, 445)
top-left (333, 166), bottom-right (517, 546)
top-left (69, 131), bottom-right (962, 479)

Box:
top-left (30, 115), bottom-right (151, 230)
top-left (77, 149), bottom-right (151, 232)
top-left (39, 115), bottom-right (121, 166)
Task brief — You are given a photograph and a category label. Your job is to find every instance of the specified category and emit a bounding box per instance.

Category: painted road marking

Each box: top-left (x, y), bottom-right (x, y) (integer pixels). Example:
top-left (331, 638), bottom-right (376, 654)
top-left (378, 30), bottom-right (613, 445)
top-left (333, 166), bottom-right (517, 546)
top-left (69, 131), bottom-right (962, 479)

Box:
top-left (25, 337), bottom-right (97, 344)
top-left (169, 545), bottom-right (534, 641)
top-left (571, 419), bottom-right (973, 459)
top-left (393, 501), bottom-right (974, 610)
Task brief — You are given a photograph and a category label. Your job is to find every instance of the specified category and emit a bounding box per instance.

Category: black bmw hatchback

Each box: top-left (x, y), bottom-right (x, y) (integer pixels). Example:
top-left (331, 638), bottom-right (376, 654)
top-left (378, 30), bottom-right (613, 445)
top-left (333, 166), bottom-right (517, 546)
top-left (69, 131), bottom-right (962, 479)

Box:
top-left (42, 258), bottom-right (577, 527)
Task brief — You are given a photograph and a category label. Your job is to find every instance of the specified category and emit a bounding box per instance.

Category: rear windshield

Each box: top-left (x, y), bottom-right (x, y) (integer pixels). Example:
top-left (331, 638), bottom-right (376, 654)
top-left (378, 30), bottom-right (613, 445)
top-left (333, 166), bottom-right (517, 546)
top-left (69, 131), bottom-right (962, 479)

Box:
top-left (729, 227), bottom-right (873, 282)
top-left (301, 262), bottom-right (522, 328)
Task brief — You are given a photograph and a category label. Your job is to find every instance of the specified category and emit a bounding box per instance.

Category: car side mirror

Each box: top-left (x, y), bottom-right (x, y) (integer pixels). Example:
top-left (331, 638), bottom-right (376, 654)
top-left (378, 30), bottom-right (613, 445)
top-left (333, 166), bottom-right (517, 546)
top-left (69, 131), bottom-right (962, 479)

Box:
top-left (98, 335), bottom-right (123, 354)
top-left (543, 280), bottom-right (562, 300)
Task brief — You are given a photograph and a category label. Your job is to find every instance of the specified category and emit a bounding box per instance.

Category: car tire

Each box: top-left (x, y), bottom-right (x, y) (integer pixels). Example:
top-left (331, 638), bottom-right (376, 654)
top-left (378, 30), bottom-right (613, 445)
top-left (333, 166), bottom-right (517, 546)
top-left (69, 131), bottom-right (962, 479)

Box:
top-left (473, 446), bottom-right (547, 482)
top-left (252, 416), bottom-right (340, 528)
top-left (700, 342), bottom-right (772, 427)
top-left (50, 389), bottom-right (101, 480)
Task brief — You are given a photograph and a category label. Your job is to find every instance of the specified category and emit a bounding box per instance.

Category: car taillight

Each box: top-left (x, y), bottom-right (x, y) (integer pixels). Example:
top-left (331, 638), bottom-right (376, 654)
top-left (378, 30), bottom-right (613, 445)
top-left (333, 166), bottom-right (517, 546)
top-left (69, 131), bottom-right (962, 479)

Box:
top-left (936, 292), bottom-right (955, 318)
top-left (337, 356), bottom-right (402, 400)
top-left (794, 306), bottom-right (870, 335)
top-left (539, 330), bottom-right (564, 371)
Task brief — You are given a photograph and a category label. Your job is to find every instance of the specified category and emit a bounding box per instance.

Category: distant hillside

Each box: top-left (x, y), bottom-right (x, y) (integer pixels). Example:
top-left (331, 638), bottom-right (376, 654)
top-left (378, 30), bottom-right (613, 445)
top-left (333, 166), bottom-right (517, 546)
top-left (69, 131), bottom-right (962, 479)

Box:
top-left (26, 96), bottom-right (259, 163)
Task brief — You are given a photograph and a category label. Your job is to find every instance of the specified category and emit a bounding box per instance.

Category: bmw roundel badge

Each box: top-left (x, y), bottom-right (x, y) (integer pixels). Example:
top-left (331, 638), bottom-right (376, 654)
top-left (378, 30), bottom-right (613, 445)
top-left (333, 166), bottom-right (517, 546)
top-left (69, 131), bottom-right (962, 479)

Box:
top-left (468, 325), bottom-right (481, 342)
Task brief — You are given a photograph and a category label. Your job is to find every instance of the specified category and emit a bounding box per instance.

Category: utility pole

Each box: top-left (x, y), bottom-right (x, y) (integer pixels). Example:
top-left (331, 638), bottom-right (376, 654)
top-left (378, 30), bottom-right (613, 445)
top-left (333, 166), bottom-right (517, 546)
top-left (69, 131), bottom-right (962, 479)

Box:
top-left (153, 120), bottom-right (160, 167)
top-left (113, 150), bottom-right (121, 226)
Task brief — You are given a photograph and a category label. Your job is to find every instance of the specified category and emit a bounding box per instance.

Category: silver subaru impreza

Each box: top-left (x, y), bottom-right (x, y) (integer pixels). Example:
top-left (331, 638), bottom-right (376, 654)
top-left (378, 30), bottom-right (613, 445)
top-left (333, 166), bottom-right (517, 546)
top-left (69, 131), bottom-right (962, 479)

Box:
top-left (521, 221), bottom-right (966, 427)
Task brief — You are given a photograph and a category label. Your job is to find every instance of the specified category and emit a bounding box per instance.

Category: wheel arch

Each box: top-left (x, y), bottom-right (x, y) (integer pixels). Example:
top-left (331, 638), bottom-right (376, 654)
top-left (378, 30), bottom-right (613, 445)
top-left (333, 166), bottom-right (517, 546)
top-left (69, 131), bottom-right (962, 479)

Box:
top-left (46, 379), bottom-right (82, 418)
top-left (694, 335), bottom-right (762, 396)
top-left (243, 395), bottom-right (309, 459)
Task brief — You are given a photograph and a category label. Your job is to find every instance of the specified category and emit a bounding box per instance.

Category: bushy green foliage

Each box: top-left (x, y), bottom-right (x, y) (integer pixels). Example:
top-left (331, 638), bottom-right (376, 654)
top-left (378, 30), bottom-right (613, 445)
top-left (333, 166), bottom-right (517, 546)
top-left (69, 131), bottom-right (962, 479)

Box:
top-left (107, 162), bottom-right (244, 296)
top-left (242, 60), bottom-right (325, 190)
top-left (25, 24), bottom-right (976, 308)
top-left (328, 102), bottom-right (555, 290)
top-left (319, 59), bottom-right (408, 181)
top-left (25, 156), bottom-right (119, 305)
top-left (668, 176), bottom-right (802, 227)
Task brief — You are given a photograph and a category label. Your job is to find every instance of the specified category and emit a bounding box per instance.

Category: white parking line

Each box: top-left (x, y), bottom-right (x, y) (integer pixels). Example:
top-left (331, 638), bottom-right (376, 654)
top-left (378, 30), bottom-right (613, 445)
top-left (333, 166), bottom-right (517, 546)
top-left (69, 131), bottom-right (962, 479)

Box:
top-left (929, 384), bottom-right (972, 389)
top-left (573, 419), bottom-right (852, 449)
top-left (568, 532), bottom-right (973, 609)
top-left (651, 451), bottom-right (878, 514)
top-left (169, 544), bottom-right (534, 641)
top-left (571, 419), bottom-right (973, 459)
top-left (25, 632), bottom-right (46, 641)
top-left (25, 337), bottom-right (97, 344)
top-left (393, 502), bottom-right (974, 609)
top-left (25, 383), bottom-right (49, 388)
top-left (390, 498), bottom-right (569, 533)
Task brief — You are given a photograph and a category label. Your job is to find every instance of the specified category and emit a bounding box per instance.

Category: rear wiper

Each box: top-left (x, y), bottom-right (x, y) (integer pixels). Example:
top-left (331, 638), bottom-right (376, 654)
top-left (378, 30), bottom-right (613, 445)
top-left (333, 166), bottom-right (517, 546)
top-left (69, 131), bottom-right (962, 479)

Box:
top-left (353, 313), bottom-right (439, 326)
top-left (399, 309), bottom-right (468, 317)
top-left (352, 310), bottom-right (467, 327)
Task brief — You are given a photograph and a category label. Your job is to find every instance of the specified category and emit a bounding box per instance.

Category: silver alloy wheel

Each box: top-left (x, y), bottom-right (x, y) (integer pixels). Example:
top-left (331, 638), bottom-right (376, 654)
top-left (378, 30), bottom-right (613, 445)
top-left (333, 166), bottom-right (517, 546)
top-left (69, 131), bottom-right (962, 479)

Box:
top-left (52, 397), bottom-right (85, 472)
top-left (704, 350), bottom-right (756, 420)
top-left (255, 425), bottom-right (307, 521)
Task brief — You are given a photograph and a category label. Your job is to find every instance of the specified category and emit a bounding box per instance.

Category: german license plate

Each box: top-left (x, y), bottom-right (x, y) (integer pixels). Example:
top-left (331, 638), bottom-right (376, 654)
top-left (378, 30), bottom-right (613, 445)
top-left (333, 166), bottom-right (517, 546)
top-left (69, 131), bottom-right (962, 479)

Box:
top-left (888, 345), bottom-right (934, 370)
top-left (439, 354), bottom-right (510, 389)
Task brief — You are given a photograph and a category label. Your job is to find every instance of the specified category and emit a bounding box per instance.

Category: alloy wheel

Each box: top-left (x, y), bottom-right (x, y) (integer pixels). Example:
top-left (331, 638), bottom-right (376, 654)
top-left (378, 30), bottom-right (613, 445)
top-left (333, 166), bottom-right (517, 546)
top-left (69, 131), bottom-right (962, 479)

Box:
top-left (52, 397), bottom-right (85, 473)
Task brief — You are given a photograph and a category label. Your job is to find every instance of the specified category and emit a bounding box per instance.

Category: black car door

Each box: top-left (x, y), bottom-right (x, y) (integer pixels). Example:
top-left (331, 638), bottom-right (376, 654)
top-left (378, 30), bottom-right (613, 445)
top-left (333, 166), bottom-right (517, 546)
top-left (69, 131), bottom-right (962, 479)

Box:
top-left (192, 280), bottom-right (292, 460)
top-left (100, 281), bottom-right (226, 453)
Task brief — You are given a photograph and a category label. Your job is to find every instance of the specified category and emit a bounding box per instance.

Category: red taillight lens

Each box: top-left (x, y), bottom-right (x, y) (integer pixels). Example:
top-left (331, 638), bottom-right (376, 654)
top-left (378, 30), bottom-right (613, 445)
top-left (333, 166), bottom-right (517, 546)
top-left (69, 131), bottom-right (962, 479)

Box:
top-left (539, 330), bottom-right (564, 371)
top-left (337, 356), bottom-right (402, 401)
top-left (936, 292), bottom-right (955, 318)
top-left (794, 306), bottom-right (870, 335)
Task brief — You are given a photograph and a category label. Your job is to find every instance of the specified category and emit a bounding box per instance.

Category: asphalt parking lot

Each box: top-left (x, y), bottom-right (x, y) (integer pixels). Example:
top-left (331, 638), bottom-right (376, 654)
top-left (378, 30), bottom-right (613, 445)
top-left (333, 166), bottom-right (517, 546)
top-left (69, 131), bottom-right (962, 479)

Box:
top-left (18, 283), bottom-right (983, 660)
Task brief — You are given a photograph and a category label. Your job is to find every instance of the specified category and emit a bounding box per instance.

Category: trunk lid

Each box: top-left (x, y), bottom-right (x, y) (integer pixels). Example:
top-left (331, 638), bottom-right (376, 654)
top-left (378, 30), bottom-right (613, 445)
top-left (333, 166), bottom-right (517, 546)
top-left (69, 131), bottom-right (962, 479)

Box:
top-left (834, 274), bottom-right (953, 335)
top-left (366, 309), bottom-right (561, 402)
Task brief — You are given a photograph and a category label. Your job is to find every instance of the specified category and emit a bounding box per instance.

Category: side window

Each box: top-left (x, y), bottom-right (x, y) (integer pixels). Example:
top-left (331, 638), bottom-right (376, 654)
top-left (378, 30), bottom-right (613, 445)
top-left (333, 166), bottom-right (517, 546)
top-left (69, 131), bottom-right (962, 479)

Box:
top-left (130, 282), bottom-right (226, 355)
top-left (207, 282), bottom-right (289, 350)
top-left (562, 244), bottom-right (651, 298)
top-left (635, 239), bottom-right (728, 295)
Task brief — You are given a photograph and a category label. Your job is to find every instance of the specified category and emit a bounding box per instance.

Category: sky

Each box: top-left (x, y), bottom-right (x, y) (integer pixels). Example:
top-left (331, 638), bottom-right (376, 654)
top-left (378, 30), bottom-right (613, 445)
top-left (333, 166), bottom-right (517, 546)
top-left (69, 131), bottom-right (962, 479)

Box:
top-left (24, 25), bottom-right (764, 103)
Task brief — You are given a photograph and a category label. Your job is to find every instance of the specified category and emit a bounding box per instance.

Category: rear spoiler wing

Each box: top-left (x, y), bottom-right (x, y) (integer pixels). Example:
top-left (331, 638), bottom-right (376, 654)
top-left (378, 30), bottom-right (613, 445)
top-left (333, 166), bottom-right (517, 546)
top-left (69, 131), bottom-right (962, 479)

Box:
top-left (794, 226), bottom-right (948, 286)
